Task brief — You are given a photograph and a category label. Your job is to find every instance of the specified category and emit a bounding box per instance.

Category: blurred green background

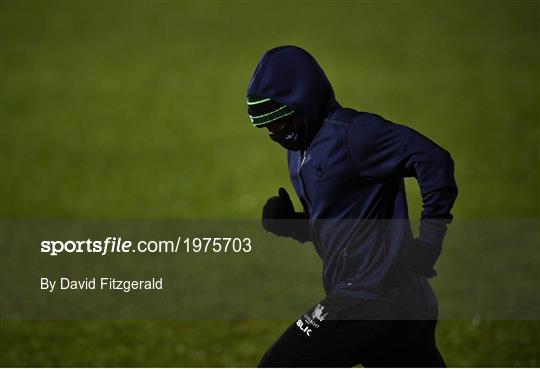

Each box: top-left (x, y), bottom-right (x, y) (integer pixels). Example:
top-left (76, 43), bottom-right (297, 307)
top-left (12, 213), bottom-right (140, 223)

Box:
top-left (1, 0), bottom-right (538, 367)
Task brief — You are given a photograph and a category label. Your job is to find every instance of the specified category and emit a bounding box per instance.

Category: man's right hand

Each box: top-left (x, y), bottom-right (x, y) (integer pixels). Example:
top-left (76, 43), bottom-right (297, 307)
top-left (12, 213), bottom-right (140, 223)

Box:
top-left (263, 187), bottom-right (295, 218)
top-left (262, 187), bottom-right (310, 242)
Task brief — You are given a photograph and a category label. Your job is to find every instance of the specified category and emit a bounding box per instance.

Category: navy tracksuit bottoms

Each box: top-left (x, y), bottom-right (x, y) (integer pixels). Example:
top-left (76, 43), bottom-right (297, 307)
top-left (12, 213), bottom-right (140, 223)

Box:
top-left (258, 298), bottom-right (446, 368)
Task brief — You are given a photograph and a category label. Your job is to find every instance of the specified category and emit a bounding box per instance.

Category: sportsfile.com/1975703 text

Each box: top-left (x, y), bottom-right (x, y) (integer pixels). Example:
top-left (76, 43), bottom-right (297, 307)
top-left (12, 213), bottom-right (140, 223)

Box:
top-left (40, 236), bottom-right (253, 256)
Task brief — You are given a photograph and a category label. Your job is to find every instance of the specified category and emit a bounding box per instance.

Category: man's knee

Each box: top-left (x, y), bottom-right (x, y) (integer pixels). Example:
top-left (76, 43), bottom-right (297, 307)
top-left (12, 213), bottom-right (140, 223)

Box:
top-left (257, 348), bottom-right (273, 367)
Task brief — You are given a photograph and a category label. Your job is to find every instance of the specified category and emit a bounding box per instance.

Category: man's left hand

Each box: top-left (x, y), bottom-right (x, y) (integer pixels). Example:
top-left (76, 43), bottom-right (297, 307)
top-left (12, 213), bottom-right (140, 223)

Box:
top-left (403, 239), bottom-right (442, 278)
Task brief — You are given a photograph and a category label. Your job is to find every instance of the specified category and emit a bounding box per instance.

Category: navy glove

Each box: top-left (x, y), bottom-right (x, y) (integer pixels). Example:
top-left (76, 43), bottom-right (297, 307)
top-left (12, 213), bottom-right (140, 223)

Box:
top-left (403, 238), bottom-right (442, 278)
top-left (262, 187), bottom-right (310, 243)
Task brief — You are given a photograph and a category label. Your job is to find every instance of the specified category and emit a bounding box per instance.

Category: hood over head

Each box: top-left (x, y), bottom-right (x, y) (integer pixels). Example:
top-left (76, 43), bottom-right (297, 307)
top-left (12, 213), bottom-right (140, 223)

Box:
top-left (247, 46), bottom-right (337, 129)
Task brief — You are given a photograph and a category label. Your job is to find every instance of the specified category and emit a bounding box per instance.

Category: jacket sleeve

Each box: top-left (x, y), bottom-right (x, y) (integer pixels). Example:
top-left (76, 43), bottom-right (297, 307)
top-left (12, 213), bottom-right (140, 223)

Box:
top-left (347, 114), bottom-right (458, 246)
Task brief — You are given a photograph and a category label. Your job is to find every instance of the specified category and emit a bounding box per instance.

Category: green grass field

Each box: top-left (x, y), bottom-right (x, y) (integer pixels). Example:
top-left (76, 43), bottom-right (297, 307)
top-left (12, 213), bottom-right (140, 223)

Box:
top-left (1, 1), bottom-right (539, 366)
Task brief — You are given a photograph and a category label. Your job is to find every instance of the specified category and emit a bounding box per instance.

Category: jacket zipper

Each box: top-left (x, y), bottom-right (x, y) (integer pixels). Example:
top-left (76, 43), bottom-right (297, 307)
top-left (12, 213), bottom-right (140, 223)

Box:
top-left (298, 150), bottom-right (310, 207)
top-left (298, 150), bottom-right (313, 241)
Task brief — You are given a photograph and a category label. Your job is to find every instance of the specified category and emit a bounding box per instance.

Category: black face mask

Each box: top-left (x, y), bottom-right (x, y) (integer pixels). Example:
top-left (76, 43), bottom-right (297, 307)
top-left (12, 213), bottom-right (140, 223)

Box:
top-left (269, 120), bottom-right (305, 151)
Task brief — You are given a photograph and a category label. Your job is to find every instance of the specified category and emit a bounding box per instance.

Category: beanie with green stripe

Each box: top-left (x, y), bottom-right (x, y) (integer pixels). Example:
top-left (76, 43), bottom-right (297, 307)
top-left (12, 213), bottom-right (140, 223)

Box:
top-left (247, 95), bottom-right (295, 127)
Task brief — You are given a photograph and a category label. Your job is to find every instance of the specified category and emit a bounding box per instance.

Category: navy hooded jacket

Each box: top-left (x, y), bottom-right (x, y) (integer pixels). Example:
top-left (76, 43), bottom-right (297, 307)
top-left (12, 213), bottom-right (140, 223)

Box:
top-left (247, 46), bottom-right (458, 316)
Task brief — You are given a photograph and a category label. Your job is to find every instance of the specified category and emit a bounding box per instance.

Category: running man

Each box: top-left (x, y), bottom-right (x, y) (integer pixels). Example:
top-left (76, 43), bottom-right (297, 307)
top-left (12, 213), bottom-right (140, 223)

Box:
top-left (246, 46), bottom-right (458, 367)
